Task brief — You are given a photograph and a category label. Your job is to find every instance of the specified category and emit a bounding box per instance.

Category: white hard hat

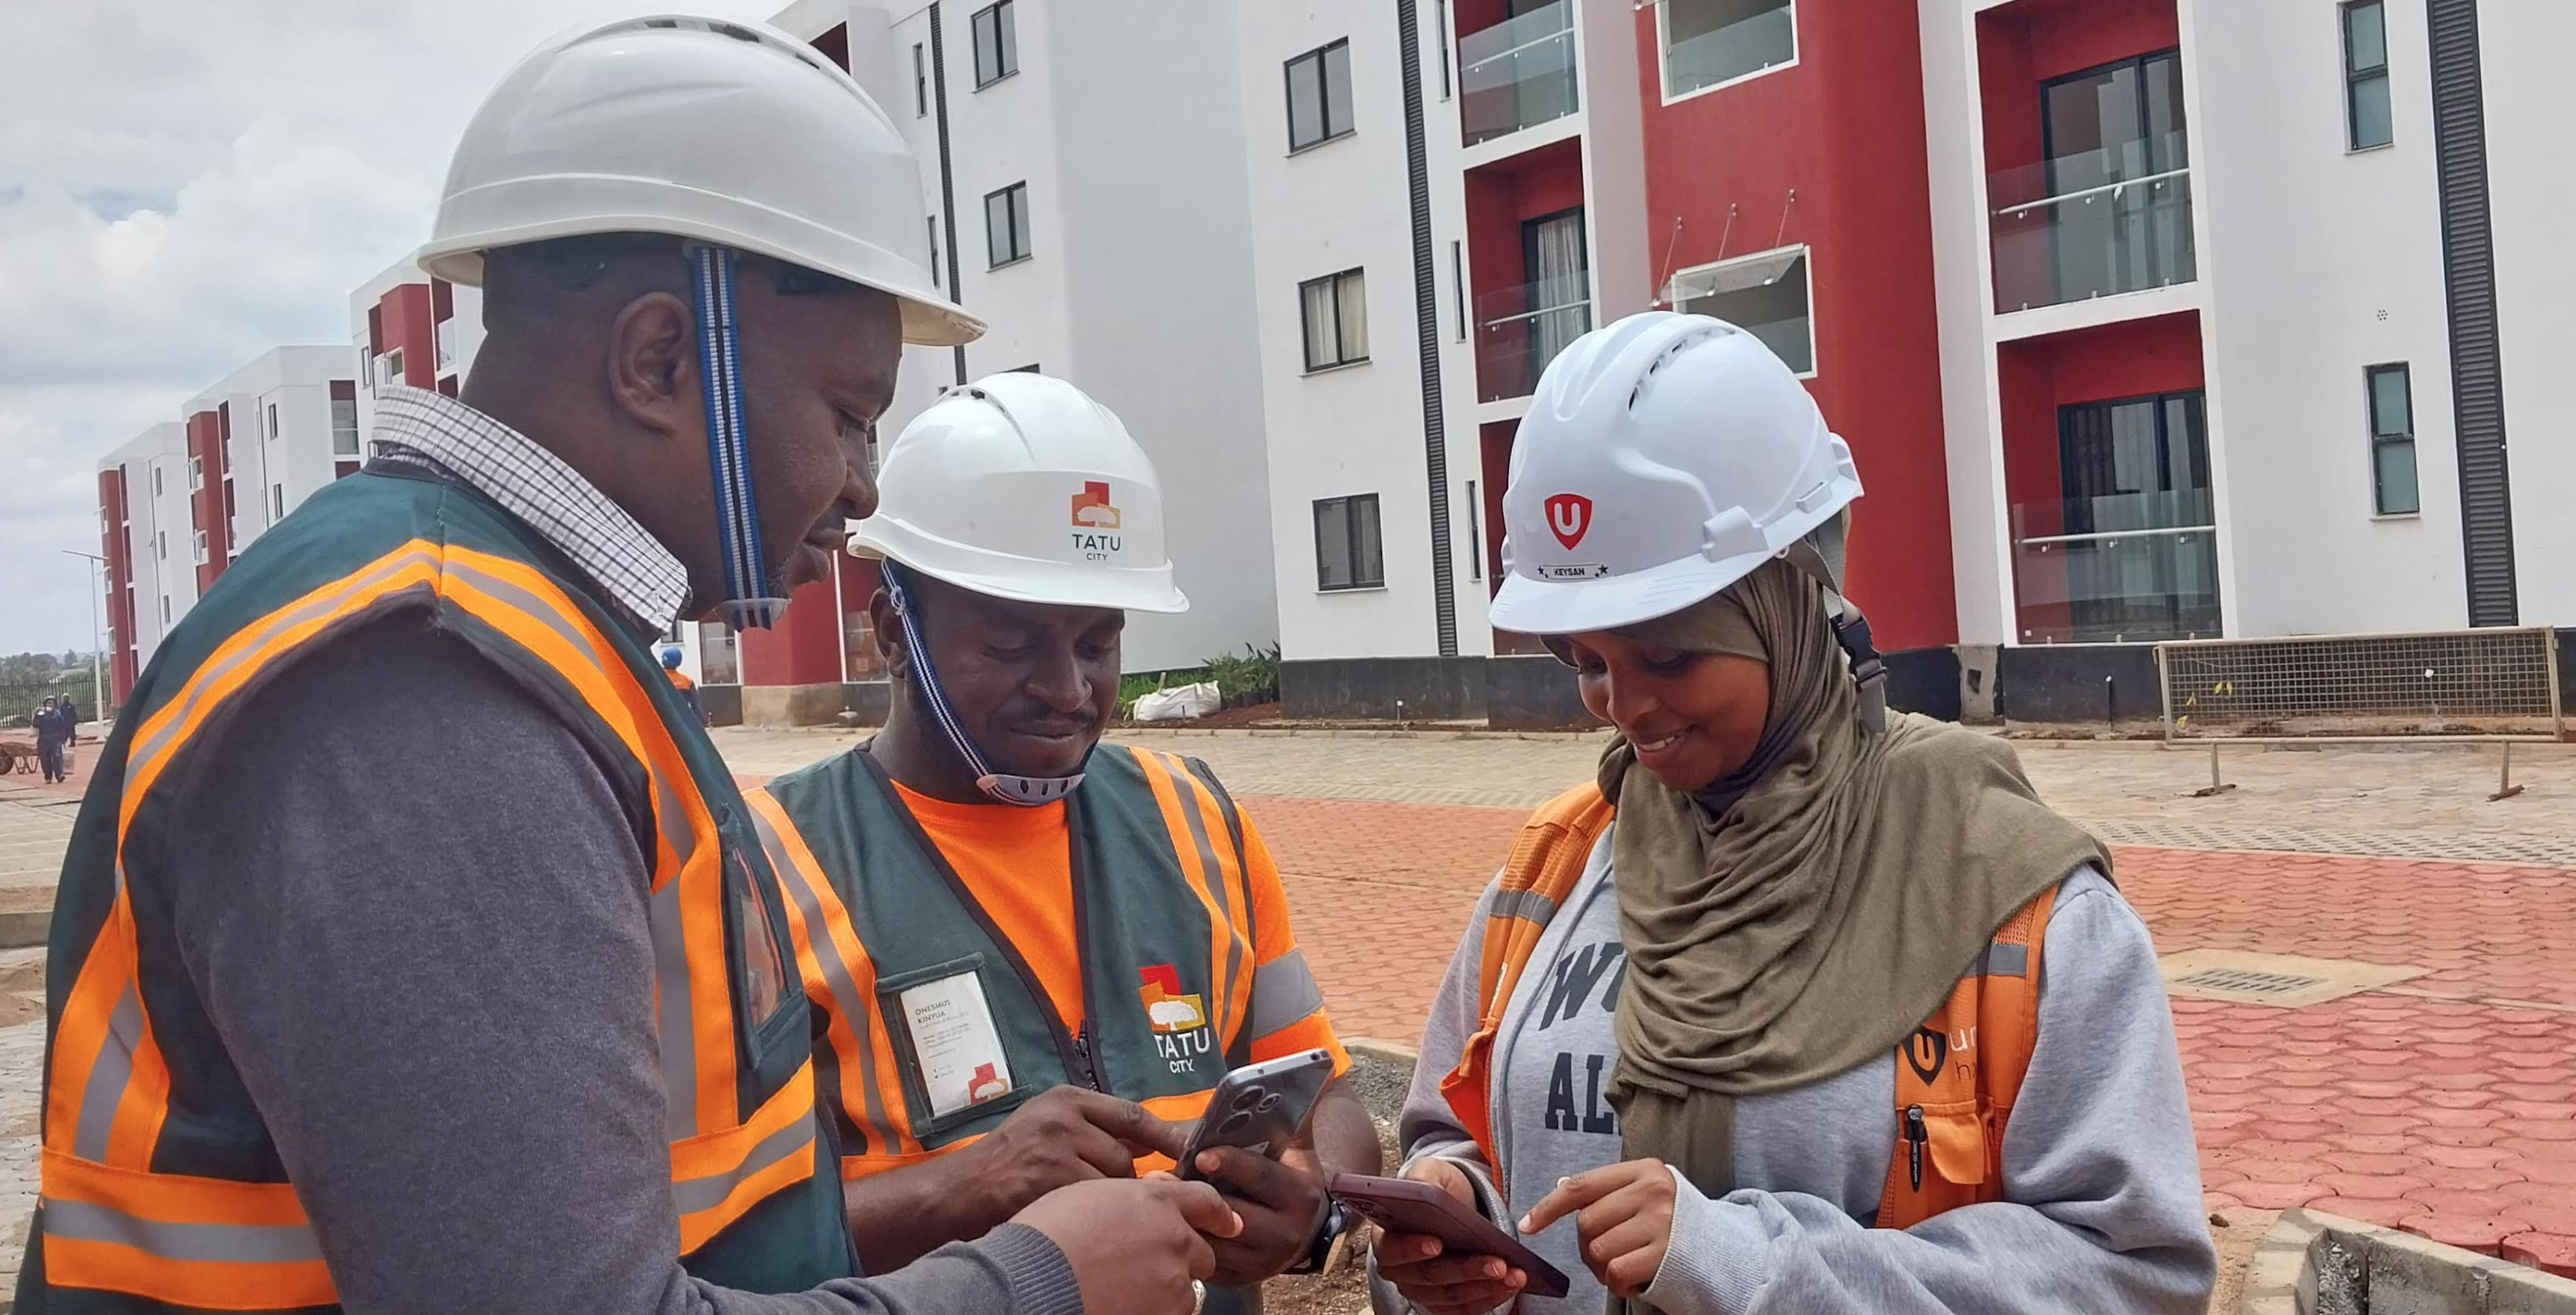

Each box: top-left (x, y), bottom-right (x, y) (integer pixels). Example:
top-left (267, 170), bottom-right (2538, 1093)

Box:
top-left (1489, 311), bottom-right (1862, 636)
top-left (854, 373), bottom-right (1190, 615)
top-left (418, 14), bottom-right (979, 348)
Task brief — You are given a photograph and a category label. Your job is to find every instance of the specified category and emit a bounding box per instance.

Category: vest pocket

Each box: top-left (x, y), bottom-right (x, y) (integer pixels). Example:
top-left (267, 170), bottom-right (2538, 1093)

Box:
top-left (877, 955), bottom-right (1034, 1136)
top-left (1913, 1097), bottom-right (1989, 1187)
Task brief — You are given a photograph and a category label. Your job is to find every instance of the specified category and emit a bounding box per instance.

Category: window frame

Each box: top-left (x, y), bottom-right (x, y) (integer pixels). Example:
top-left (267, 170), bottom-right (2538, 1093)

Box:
top-left (971, 1), bottom-right (1018, 89)
top-left (2364, 362), bottom-right (2419, 518)
top-left (1669, 244), bottom-right (1818, 379)
top-left (1658, 0), bottom-right (1799, 106)
top-left (1298, 267), bottom-right (1370, 373)
top-left (1435, 0), bottom-right (1453, 101)
top-left (984, 182), bottom-right (1032, 268)
top-left (913, 41), bottom-right (930, 116)
top-left (2342, 0), bottom-right (2393, 151)
top-left (1284, 38), bottom-right (1357, 154)
top-left (1313, 494), bottom-right (1386, 593)
top-left (927, 216), bottom-right (942, 288)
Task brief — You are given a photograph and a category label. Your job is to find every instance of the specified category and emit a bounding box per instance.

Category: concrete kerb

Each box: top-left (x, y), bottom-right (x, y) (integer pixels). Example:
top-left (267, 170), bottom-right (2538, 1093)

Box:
top-left (2243, 1210), bottom-right (2576, 1315)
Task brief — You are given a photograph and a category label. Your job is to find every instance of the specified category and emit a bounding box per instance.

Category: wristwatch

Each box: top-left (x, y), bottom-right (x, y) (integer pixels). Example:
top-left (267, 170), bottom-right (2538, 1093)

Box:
top-left (1284, 1199), bottom-right (1351, 1276)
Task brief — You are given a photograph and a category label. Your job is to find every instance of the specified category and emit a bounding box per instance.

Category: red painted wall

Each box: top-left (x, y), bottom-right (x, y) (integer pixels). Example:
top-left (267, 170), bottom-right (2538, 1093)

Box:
top-left (185, 410), bottom-right (229, 591)
top-left (1465, 138), bottom-right (1586, 404)
top-left (100, 469), bottom-right (136, 704)
top-left (376, 284), bottom-right (437, 389)
top-left (1977, 0), bottom-right (2180, 179)
top-left (1996, 310), bottom-right (2204, 639)
top-left (1631, 0), bottom-right (1957, 649)
top-left (838, 555), bottom-right (887, 681)
top-left (740, 561), bottom-right (847, 688)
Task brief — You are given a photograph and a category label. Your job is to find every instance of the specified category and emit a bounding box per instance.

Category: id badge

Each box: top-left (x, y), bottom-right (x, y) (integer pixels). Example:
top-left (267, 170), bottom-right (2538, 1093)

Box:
top-left (898, 968), bottom-right (1015, 1119)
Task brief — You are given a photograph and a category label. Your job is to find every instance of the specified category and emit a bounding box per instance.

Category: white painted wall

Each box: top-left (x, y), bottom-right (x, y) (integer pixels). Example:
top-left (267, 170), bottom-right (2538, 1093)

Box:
top-left (2475, 2), bottom-right (2576, 628)
top-left (100, 423), bottom-right (193, 669)
top-left (2187, 0), bottom-right (2465, 637)
top-left (1919, 0), bottom-right (2013, 646)
top-left (187, 346), bottom-right (359, 556)
top-left (345, 257), bottom-right (486, 441)
top-left (1240, 0), bottom-right (1465, 663)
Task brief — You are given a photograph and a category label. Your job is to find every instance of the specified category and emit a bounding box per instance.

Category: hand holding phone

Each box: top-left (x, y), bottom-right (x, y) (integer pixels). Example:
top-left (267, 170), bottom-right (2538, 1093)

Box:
top-left (1174, 1049), bottom-right (1335, 1181)
top-left (1339, 1168), bottom-right (1573, 1303)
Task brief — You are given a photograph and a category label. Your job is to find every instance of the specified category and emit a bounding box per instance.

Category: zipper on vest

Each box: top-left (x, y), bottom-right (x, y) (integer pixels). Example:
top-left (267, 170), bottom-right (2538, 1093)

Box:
top-left (1064, 826), bottom-right (1105, 1092)
top-left (1070, 1022), bottom-right (1102, 1091)
top-left (1903, 1105), bottom-right (1928, 1191)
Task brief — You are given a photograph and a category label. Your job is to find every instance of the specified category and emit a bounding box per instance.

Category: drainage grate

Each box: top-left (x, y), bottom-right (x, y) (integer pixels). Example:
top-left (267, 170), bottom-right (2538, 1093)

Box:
top-left (2160, 949), bottom-right (2427, 1008)
top-left (2171, 968), bottom-right (2326, 996)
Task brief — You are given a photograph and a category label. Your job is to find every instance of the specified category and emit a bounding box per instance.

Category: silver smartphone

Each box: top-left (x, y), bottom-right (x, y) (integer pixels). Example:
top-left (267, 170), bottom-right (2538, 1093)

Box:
top-left (1174, 1048), bottom-right (1335, 1179)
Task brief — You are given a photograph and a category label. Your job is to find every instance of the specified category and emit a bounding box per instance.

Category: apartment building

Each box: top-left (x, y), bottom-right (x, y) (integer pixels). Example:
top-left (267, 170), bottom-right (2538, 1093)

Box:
top-left (348, 257), bottom-right (486, 440)
top-left (96, 347), bottom-right (360, 706)
top-left (1248, 0), bottom-right (2576, 721)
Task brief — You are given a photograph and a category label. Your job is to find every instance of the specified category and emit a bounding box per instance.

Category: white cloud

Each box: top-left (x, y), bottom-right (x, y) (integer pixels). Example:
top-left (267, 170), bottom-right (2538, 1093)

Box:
top-left (0, 0), bottom-right (771, 655)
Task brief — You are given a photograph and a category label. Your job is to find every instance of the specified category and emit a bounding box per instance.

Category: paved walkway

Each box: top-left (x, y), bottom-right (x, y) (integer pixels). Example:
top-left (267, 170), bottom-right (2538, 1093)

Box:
top-left (0, 732), bottom-right (2571, 1287)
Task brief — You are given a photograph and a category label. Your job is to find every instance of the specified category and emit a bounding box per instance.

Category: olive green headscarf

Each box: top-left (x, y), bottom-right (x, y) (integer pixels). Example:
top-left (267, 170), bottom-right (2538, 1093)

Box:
top-left (1595, 559), bottom-right (2110, 1270)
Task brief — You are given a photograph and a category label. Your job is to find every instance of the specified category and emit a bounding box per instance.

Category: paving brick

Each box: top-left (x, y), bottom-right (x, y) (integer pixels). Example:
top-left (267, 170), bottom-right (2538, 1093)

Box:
top-left (2500, 1233), bottom-right (2576, 1281)
top-left (2402, 1214), bottom-right (2527, 1257)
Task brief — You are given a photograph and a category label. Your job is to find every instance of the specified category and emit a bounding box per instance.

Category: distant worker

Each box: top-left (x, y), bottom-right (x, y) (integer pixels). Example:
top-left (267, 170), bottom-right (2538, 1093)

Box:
top-left (662, 645), bottom-right (704, 725)
top-left (747, 374), bottom-right (1381, 1310)
top-left (56, 696), bottom-right (78, 779)
top-left (32, 697), bottom-right (65, 784)
top-left (22, 18), bottom-right (1231, 1315)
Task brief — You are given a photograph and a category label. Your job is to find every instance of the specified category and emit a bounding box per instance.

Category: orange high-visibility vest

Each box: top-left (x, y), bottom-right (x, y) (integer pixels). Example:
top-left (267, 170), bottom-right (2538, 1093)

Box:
top-left (25, 471), bottom-right (851, 1311)
top-left (1438, 782), bottom-right (2053, 1229)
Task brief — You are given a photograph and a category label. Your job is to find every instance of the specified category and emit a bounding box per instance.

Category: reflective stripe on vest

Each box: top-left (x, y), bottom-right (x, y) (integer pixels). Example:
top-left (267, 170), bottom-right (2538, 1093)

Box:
top-left (1442, 782), bottom-right (2054, 1224)
top-left (752, 743), bottom-right (1258, 1176)
top-left (34, 494), bottom-right (836, 1306)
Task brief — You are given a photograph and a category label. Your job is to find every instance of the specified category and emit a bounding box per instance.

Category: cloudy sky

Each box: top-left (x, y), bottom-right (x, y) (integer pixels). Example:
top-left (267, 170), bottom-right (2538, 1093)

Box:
top-left (0, 0), bottom-right (774, 656)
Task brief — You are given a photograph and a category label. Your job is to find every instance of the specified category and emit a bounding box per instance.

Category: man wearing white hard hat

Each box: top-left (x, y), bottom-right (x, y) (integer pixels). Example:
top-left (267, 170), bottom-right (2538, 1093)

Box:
top-left (746, 372), bottom-right (1382, 1311)
top-left (20, 17), bottom-right (1235, 1315)
top-left (1370, 313), bottom-right (2210, 1315)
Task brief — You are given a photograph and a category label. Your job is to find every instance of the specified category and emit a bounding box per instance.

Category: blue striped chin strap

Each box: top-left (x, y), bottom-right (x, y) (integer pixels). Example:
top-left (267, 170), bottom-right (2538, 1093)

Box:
top-left (881, 561), bottom-right (1087, 807)
top-left (691, 245), bottom-right (789, 631)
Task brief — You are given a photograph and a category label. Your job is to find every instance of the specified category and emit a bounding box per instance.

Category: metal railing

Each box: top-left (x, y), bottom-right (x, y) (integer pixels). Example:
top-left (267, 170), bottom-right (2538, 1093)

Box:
top-left (1475, 278), bottom-right (1591, 403)
top-left (2011, 492), bottom-right (2220, 643)
top-left (1459, 0), bottom-right (1577, 146)
top-left (1989, 133), bottom-right (2196, 312)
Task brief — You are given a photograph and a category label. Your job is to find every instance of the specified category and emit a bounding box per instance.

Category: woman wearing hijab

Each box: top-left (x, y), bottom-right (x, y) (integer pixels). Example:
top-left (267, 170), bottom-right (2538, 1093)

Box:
top-left (1370, 313), bottom-right (2213, 1315)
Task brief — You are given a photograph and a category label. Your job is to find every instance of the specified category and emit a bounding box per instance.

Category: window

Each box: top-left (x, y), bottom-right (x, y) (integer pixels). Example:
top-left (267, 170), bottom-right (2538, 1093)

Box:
top-left (151, 464), bottom-right (162, 497)
top-left (1673, 246), bottom-right (1814, 375)
top-left (187, 456), bottom-right (203, 492)
top-left (984, 183), bottom-right (1031, 267)
top-left (927, 216), bottom-right (942, 287)
top-left (267, 402), bottom-right (279, 441)
top-left (155, 530), bottom-right (165, 561)
top-left (1451, 241), bottom-right (1466, 343)
top-left (1299, 268), bottom-right (1370, 371)
top-left (1285, 40), bottom-right (1355, 151)
top-left (1435, 0), bottom-right (1452, 100)
top-left (698, 619), bottom-right (741, 685)
top-left (1314, 495), bottom-right (1385, 591)
top-left (1465, 478), bottom-right (1482, 581)
top-left (2342, 2), bottom-right (2392, 150)
top-left (971, 1), bottom-right (1017, 88)
top-left (1009, 363), bottom-right (1041, 373)
top-left (1661, 0), bottom-right (1795, 100)
top-left (2367, 364), bottom-right (2418, 515)
top-left (379, 348), bottom-right (403, 387)
top-left (913, 42), bottom-right (929, 116)
top-left (332, 398), bottom-right (360, 456)
top-left (191, 530), bottom-right (208, 565)
top-left (271, 485), bottom-right (285, 521)
top-left (160, 595), bottom-right (170, 626)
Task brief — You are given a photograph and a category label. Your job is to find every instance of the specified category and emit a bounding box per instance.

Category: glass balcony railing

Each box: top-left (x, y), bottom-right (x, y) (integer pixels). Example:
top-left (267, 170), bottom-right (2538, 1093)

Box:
top-left (1990, 132), bottom-right (2195, 313)
top-left (1475, 278), bottom-right (1592, 403)
top-left (1664, 2), bottom-right (1794, 99)
top-left (2011, 489), bottom-right (2220, 643)
top-left (1459, 0), bottom-right (1577, 147)
top-left (436, 318), bottom-right (459, 372)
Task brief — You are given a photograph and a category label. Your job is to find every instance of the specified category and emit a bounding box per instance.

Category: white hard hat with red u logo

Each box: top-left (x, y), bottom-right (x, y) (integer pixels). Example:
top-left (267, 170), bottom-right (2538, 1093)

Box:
top-left (1489, 311), bottom-right (1863, 637)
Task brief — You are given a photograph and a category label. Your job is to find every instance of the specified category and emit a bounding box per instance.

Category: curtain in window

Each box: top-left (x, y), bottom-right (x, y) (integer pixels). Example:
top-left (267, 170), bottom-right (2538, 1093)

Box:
top-left (1334, 273), bottom-right (1368, 361)
top-left (1529, 212), bottom-right (1586, 369)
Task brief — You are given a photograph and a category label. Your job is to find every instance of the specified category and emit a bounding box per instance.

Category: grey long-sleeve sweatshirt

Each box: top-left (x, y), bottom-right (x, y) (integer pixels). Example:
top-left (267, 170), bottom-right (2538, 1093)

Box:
top-left (144, 616), bottom-right (1081, 1315)
top-left (1373, 821), bottom-right (2215, 1315)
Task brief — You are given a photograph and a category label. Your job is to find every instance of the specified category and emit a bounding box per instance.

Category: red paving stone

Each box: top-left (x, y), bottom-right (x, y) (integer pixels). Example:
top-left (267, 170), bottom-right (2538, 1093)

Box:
top-left (1245, 797), bottom-right (2576, 1277)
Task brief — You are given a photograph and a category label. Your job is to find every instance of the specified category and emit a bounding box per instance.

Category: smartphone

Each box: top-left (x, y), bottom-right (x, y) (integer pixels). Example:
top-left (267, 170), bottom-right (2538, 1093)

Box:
top-left (1175, 1048), bottom-right (1336, 1181)
top-left (1329, 1172), bottom-right (1573, 1299)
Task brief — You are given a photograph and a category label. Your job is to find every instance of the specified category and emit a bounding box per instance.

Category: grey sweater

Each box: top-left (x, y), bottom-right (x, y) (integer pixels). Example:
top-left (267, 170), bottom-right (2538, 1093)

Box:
top-left (1374, 823), bottom-right (2215, 1315)
top-left (147, 616), bottom-right (1082, 1315)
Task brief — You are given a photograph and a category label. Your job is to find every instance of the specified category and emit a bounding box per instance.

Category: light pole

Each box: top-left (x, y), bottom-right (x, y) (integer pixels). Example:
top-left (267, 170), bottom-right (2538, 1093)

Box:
top-left (60, 550), bottom-right (105, 721)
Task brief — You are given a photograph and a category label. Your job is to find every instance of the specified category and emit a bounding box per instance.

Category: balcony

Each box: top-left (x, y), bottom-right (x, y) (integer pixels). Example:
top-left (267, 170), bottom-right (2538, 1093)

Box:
top-left (1990, 132), bottom-right (2194, 314)
top-left (1458, 0), bottom-right (1577, 147)
top-left (1475, 277), bottom-right (1591, 403)
top-left (436, 318), bottom-right (459, 373)
top-left (2011, 489), bottom-right (2219, 643)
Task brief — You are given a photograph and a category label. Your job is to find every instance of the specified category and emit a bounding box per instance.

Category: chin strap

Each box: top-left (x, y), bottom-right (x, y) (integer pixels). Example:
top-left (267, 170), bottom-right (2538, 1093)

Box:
top-left (1784, 512), bottom-right (1887, 736)
top-left (881, 561), bottom-right (1086, 806)
top-left (691, 244), bottom-right (789, 631)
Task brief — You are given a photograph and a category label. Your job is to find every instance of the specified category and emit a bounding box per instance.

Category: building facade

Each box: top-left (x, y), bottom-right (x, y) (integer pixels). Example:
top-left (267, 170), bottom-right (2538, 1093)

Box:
top-left (97, 348), bottom-right (361, 707)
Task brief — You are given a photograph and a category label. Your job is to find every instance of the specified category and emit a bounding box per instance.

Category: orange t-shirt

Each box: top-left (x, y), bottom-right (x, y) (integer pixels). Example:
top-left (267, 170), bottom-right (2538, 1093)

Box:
top-left (891, 781), bottom-right (1088, 1031)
